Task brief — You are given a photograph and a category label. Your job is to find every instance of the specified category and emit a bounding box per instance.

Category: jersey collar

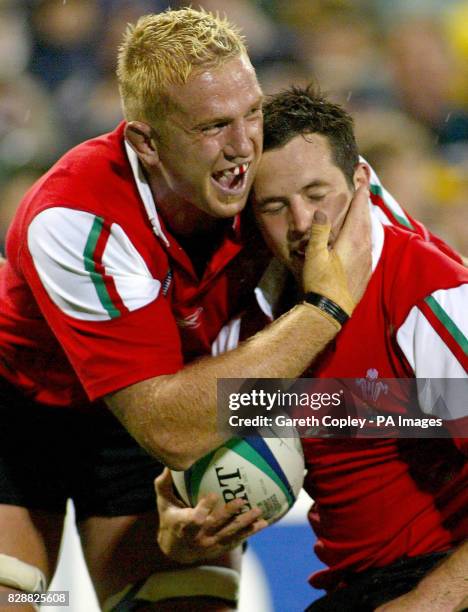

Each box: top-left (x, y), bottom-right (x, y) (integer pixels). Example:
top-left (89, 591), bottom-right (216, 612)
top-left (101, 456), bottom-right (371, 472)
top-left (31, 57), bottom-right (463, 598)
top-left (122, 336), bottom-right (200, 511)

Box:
top-left (125, 138), bottom-right (243, 281)
top-left (124, 140), bottom-right (171, 247)
top-left (124, 139), bottom-right (241, 245)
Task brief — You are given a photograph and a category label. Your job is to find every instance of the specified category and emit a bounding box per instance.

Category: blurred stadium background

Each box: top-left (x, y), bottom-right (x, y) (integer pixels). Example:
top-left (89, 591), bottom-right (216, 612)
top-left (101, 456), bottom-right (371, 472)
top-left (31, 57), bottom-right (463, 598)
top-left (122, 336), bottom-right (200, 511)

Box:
top-left (2, 1), bottom-right (467, 610)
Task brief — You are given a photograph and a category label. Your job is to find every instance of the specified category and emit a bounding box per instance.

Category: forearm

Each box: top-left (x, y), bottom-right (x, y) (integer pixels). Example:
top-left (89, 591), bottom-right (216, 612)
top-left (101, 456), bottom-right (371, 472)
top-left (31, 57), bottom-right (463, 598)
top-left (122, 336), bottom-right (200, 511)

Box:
top-left (376, 542), bottom-right (468, 611)
top-left (401, 541), bottom-right (468, 611)
top-left (107, 304), bottom-right (337, 468)
top-left (416, 542), bottom-right (468, 603)
top-left (108, 195), bottom-right (372, 468)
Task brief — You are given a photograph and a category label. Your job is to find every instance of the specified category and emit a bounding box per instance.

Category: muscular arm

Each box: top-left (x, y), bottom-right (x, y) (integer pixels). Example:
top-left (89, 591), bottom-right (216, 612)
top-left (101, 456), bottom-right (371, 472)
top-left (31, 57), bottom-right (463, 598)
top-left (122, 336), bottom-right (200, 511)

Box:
top-left (376, 540), bottom-right (468, 611)
top-left (107, 303), bottom-right (338, 468)
top-left (106, 186), bottom-right (371, 469)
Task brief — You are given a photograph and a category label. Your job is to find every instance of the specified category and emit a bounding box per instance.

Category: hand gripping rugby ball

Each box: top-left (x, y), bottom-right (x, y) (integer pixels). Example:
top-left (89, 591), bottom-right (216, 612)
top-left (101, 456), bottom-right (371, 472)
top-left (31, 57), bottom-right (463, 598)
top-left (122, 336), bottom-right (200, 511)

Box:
top-left (171, 430), bottom-right (305, 524)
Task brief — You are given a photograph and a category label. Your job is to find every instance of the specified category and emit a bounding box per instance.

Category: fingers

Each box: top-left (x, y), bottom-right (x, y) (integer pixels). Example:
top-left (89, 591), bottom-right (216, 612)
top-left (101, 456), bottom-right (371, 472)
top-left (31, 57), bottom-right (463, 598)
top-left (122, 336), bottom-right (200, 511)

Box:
top-left (335, 184), bottom-right (370, 260)
top-left (192, 497), bottom-right (267, 543)
top-left (334, 184), bottom-right (372, 304)
top-left (204, 500), bottom-right (260, 535)
top-left (188, 496), bottom-right (251, 539)
top-left (191, 492), bottom-right (222, 524)
top-left (170, 493), bottom-right (218, 540)
top-left (199, 506), bottom-right (268, 554)
top-left (157, 492), bottom-right (270, 563)
top-left (217, 518), bottom-right (269, 549)
top-left (310, 209), bottom-right (328, 226)
top-left (199, 499), bottom-right (269, 549)
top-left (214, 507), bottom-right (266, 542)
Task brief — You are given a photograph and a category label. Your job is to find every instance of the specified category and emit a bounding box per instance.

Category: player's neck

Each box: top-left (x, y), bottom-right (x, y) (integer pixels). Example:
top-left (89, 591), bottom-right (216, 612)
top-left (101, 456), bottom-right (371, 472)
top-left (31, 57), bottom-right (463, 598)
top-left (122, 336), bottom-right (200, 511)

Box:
top-left (155, 195), bottom-right (230, 279)
top-left (156, 195), bottom-right (222, 237)
top-left (147, 176), bottom-right (218, 238)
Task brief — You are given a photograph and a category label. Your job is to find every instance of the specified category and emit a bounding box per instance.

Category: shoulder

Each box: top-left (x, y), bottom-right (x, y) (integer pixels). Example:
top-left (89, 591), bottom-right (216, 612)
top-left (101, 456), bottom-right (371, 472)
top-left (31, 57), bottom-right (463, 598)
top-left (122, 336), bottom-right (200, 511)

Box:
top-left (24, 123), bottom-right (131, 218)
top-left (383, 225), bottom-right (467, 288)
top-left (377, 226), bottom-right (466, 330)
top-left (9, 123), bottom-right (146, 250)
top-left (57, 122), bottom-right (128, 177)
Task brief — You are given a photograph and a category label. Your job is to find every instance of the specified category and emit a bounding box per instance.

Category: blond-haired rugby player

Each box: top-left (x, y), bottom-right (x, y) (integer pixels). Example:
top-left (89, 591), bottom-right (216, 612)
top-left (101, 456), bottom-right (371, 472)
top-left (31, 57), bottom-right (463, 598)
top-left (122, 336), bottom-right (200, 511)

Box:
top-left (0, 8), bottom-right (371, 611)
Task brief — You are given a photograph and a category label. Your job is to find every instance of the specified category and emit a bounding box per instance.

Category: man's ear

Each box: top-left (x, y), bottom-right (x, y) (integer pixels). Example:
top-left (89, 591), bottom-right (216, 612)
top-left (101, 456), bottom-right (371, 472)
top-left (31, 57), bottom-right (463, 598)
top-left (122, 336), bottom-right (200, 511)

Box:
top-left (353, 162), bottom-right (371, 190)
top-left (124, 121), bottom-right (160, 167)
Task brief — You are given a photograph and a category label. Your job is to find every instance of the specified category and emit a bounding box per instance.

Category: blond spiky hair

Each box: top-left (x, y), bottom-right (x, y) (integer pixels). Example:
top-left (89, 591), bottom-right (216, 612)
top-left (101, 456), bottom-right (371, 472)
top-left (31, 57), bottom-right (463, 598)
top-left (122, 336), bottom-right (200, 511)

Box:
top-left (117, 7), bottom-right (247, 125)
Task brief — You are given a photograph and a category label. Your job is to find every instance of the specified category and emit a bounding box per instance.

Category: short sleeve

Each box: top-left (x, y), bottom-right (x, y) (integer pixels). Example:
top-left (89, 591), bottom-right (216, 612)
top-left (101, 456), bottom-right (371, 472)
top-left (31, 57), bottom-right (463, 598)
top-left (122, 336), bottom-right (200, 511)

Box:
top-left (396, 284), bottom-right (468, 453)
top-left (24, 207), bottom-right (183, 399)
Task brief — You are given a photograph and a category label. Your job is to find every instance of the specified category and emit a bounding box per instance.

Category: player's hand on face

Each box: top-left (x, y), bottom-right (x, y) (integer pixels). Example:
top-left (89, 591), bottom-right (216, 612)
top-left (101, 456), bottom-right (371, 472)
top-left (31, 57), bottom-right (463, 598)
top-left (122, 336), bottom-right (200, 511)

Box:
top-left (301, 211), bottom-right (354, 318)
top-left (302, 184), bottom-right (371, 317)
top-left (334, 183), bottom-right (372, 305)
top-left (155, 468), bottom-right (268, 564)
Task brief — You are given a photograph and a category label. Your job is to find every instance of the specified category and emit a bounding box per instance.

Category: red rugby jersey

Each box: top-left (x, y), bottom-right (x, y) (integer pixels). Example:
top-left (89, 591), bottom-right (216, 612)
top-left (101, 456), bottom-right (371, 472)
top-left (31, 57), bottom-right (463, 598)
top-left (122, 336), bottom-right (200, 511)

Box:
top-left (301, 223), bottom-right (467, 590)
top-left (0, 123), bottom-right (258, 407)
top-left (216, 210), bottom-right (467, 591)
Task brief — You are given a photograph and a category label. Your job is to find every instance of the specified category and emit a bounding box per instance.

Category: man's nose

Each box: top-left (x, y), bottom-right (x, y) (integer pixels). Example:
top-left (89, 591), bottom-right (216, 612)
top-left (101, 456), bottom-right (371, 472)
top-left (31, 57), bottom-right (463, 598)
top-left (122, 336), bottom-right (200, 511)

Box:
top-left (288, 198), bottom-right (315, 237)
top-left (224, 120), bottom-right (253, 160)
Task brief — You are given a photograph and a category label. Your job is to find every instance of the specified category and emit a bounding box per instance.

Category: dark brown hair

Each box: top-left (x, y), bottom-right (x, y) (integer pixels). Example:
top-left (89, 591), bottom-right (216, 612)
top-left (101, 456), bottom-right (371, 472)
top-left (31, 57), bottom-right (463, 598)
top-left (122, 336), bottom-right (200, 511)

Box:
top-left (262, 84), bottom-right (359, 186)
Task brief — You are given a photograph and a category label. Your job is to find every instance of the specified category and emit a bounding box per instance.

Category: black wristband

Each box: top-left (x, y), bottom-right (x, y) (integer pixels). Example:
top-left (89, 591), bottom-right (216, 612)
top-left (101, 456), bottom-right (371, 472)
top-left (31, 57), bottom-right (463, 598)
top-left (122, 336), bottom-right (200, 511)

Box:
top-left (302, 292), bottom-right (349, 326)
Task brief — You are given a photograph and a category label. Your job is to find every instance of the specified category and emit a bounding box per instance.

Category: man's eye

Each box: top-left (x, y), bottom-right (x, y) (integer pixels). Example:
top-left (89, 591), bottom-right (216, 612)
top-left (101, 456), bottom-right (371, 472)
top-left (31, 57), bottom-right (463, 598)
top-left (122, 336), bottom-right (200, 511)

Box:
top-left (201, 123), bottom-right (226, 135)
top-left (260, 203), bottom-right (285, 215)
top-left (306, 194), bottom-right (325, 202)
top-left (247, 107), bottom-right (263, 119)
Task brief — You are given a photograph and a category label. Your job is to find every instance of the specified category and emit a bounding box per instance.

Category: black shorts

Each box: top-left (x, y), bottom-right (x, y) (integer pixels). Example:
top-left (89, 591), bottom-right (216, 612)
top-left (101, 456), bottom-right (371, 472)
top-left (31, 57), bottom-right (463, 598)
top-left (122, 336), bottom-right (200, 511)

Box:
top-left (0, 380), bottom-right (164, 520)
top-left (306, 550), bottom-right (453, 612)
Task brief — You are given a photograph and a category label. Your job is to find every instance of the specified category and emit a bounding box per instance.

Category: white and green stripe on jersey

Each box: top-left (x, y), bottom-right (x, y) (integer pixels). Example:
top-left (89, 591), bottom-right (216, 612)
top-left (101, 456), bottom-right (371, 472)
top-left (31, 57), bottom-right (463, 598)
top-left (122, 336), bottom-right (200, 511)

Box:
top-left (397, 284), bottom-right (468, 420)
top-left (365, 158), bottom-right (414, 229)
top-left (28, 207), bottom-right (162, 321)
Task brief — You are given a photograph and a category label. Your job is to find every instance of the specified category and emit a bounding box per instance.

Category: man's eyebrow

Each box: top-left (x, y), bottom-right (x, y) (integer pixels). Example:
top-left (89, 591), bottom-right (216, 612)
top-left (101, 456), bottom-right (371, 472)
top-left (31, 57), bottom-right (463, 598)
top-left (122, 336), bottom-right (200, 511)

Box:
top-left (254, 195), bottom-right (289, 208)
top-left (302, 180), bottom-right (328, 190)
top-left (193, 117), bottom-right (229, 131)
top-left (193, 96), bottom-right (264, 130)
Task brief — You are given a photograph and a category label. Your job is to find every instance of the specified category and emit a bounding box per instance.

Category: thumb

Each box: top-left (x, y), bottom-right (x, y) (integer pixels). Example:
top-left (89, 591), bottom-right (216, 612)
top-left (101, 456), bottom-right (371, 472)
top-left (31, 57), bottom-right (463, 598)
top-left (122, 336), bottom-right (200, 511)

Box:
top-left (154, 468), bottom-right (184, 508)
top-left (154, 467), bottom-right (173, 495)
top-left (303, 210), bottom-right (332, 291)
top-left (306, 210), bottom-right (331, 253)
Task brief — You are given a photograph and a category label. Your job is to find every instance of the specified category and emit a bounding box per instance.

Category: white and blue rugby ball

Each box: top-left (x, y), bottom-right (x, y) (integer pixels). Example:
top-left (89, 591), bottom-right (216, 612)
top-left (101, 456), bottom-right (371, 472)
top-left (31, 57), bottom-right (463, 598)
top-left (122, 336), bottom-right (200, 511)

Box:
top-left (171, 430), bottom-right (305, 524)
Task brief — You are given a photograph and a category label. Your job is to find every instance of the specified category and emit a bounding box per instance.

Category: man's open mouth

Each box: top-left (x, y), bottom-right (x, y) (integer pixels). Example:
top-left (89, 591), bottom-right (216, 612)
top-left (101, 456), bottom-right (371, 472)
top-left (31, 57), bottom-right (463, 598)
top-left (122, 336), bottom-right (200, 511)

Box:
top-left (291, 241), bottom-right (308, 260)
top-left (211, 162), bottom-right (250, 194)
top-left (291, 233), bottom-right (334, 260)
top-left (292, 250), bottom-right (305, 260)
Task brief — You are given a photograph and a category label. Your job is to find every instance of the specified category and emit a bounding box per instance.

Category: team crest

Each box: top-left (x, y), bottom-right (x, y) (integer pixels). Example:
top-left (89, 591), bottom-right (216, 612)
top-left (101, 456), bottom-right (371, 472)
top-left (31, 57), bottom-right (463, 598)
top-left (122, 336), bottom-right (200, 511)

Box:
top-left (355, 368), bottom-right (389, 403)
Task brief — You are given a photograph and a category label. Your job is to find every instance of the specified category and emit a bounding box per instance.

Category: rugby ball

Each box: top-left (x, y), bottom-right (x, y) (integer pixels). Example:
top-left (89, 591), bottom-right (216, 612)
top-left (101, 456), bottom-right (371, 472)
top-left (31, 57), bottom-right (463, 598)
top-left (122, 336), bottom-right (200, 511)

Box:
top-left (171, 430), bottom-right (305, 524)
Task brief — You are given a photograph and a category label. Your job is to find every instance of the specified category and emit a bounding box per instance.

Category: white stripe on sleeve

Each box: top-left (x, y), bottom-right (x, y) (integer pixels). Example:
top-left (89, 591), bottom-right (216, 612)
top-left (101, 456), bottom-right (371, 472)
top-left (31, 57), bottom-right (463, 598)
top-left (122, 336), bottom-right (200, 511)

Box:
top-left (396, 284), bottom-right (467, 419)
top-left (28, 207), bottom-right (161, 321)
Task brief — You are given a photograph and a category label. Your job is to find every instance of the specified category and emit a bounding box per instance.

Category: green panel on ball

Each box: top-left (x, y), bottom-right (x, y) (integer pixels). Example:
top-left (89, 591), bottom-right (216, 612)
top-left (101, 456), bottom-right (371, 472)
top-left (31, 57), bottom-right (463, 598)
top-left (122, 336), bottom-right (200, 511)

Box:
top-left (225, 438), bottom-right (294, 507)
